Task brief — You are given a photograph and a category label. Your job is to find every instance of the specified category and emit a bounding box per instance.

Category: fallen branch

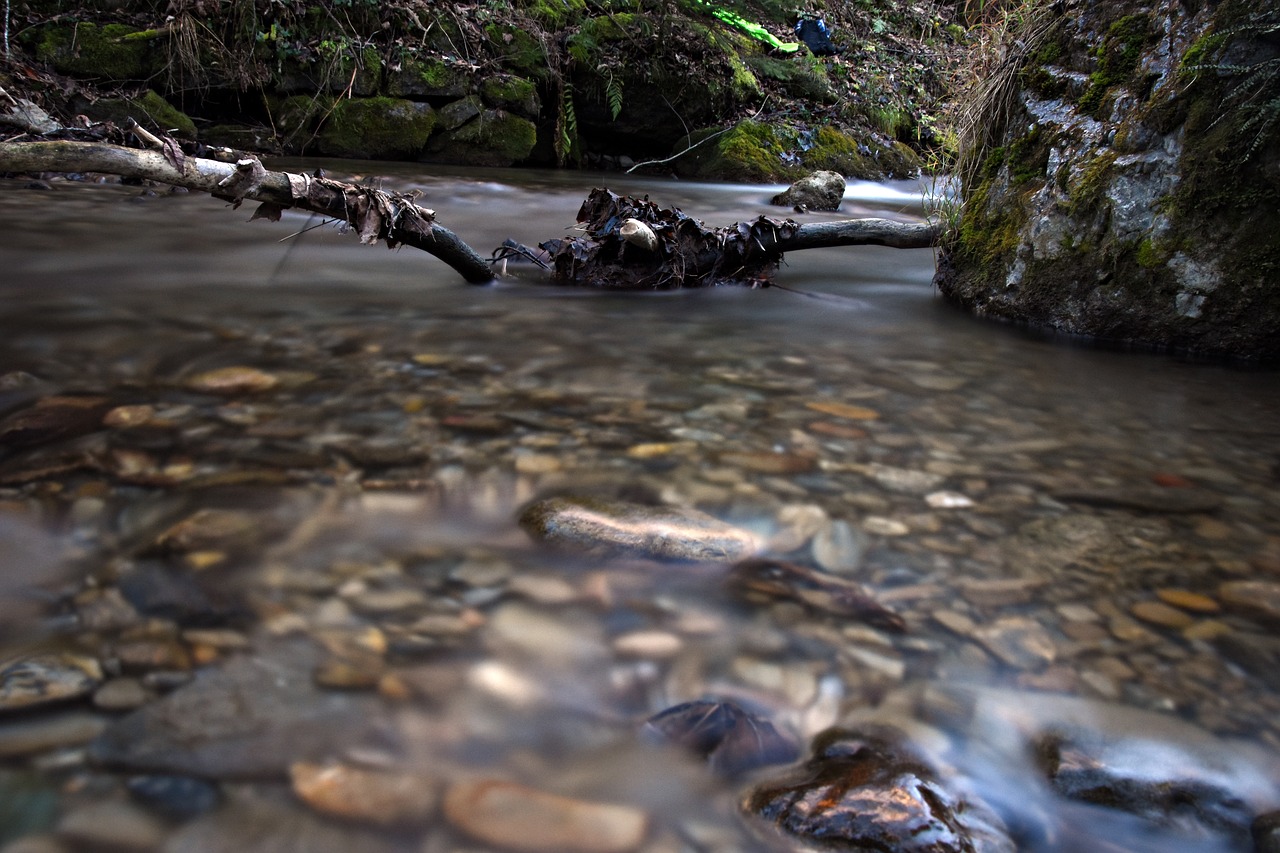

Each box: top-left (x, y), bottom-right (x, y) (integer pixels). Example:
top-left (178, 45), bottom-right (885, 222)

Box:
top-left (0, 140), bottom-right (939, 290)
top-left (0, 139), bottom-right (495, 284)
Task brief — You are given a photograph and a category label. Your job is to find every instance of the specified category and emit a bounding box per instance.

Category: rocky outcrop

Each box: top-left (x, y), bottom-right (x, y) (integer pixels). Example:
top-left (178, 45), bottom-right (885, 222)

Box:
top-left (935, 0), bottom-right (1280, 359)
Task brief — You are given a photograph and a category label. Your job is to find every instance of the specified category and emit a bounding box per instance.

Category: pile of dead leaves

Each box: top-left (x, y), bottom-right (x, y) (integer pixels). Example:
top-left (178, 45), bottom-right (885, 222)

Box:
top-left (533, 188), bottom-right (799, 289)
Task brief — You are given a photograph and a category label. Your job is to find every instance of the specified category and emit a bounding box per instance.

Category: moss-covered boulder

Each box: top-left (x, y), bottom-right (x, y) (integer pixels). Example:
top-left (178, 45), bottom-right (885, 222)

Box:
top-left (746, 55), bottom-right (835, 103)
top-left (32, 22), bottom-right (159, 80)
top-left (388, 55), bottom-right (471, 99)
top-left (480, 74), bottom-right (541, 120)
top-left (798, 126), bottom-right (919, 180)
top-left (677, 120), bottom-right (803, 183)
top-left (79, 90), bottom-right (197, 138)
top-left (423, 109), bottom-right (537, 167)
top-left (936, 0), bottom-right (1280, 359)
top-left (316, 97), bottom-right (437, 160)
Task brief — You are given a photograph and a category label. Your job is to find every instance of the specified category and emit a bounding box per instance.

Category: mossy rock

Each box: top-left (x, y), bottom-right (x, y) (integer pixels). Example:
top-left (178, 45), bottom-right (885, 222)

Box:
top-left (423, 110), bottom-right (537, 167)
top-left (275, 46), bottom-right (381, 97)
top-left (316, 97), bottom-right (437, 160)
top-left (484, 23), bottom-right (551, 80)
top-left (388, 56), bottom-right (471, 99)
top-left (678, 120), bottom-right (803, 183)
top-left (82, 90), bottom-right (197, 138)
top-left (514, 0), bottom-right (589, 29)
top-left (33, 22), bottom-right (158, 80)
top-left (480, 74), bottom-right (541, 119)
top-left (746, 56), bottom-right (834, 103)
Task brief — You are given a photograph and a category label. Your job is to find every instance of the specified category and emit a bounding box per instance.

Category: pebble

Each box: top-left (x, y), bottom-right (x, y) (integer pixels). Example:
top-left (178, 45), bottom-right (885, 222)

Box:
top-left (811, 520), bottom-right (864, 573)
top-left (804, 401), bottom-right (879, 421)
top-left (925, 490), bottom-right (975, 509)
top-left (864, 464), bottom-right (945, 495)
top-left (1129, 600), bottom-right (1195, 629)
top-left (972, 617), bottom-right (1057, 670)
top-left (0, 654), bottom-right (103, 712)
top-left (125, 774), bottom-right (221, 820)
top-left (958, 577), bottom-right (1047, 608)
top-left (290, 761), bottom-right (439, 826)
top-left (861, 515), bottom-right (910, 536)
top-left (1217, 580), bottom-right (1280, 625)
top-left (443, 778), bottom-right (649, 853)
top-left (57, 800), bottom-right (166, 851)
top-left (182, 366), bottom-right (280, 395)
top-left (611, 630), bottom-right (683, 659)
top-left (519, 496), bottom-right (761, 562)
top-left (1154, 588), bottom-right (1220, 613)
top-left (93, 678), bottom-right (152, 712)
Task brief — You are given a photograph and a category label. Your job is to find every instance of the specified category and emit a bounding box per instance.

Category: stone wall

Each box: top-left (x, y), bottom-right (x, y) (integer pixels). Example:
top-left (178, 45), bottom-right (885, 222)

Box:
top-left (935, 0), bottom-right (1280, 359)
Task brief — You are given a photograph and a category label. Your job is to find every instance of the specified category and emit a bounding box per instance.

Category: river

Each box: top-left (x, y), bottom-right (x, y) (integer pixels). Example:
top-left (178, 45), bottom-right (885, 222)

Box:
top-left (0, 164), bottom-right (1278, 852)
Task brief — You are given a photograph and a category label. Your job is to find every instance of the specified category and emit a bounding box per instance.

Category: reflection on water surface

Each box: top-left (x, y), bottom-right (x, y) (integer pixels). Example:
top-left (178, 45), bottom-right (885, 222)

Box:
top-left (0, 166), bottom-right (1278, 852)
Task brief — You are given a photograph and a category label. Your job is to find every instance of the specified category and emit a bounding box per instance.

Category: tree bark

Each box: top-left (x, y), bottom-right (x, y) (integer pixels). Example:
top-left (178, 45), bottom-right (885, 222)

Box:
top-left (0, 140), bottom-right (495, 284)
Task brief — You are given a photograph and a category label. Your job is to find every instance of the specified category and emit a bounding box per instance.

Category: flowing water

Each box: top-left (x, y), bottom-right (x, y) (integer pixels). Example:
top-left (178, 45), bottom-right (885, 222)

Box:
top-left (1, 164), bottom-right (1279, 852)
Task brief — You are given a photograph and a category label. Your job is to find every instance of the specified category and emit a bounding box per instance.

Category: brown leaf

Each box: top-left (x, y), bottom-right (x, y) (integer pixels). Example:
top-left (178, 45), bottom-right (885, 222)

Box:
top-left (250, 202), bottom-right (284, 222)
top-left (160, 135), bottom-right (186, 173)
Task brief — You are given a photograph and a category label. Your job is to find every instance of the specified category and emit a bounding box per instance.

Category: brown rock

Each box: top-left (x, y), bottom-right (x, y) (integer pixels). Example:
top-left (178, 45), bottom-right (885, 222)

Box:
top-left (958, 577), bottom-right (1048, 608)
top-left (1154, 588), bottom-right (1220, 613)
top-left (290, 761), bottom-right (439, 826)
top-left (443, 778), bottom-right (649, 853)
top-left (1218, 580), bottom-right (1280, 625)
top-left (519, 497), bottom-right (760, 562)
top-left (183, 366), bottom-right (279, 395)
top-left (0, 653), bottom-right (103, 712)
top-left (972, 617), bottom-right (1057, 669)
top-left (1129, 600), bottom-right (1195, 629)
top-left (804, 401), bottom-right (879, 421)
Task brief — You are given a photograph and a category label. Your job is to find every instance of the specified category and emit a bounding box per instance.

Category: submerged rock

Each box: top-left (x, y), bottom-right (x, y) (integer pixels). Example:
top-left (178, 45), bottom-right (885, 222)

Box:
top-left (1037, 731), bottom-right (1255, 846)
top-left (641, 700), bottom-right (799, 776)
top-left (518, 496), bottom-right (760, 562)
top-left (0, 654), bottom-right (102, 712)
top-left (443, 777), bottom-right (649, 853)
top-left (745, 727), bottom-right (1014, 852)
top-left (771, 171), bottom-right (846, 211)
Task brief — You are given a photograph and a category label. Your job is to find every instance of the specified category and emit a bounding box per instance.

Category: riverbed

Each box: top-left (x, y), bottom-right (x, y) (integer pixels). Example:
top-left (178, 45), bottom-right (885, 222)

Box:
top-left (1, 165), bottom-right (1278, 852)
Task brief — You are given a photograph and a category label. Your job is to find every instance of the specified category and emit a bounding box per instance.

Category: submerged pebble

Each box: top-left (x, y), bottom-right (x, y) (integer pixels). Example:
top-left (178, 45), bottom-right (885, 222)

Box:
top-left (518, 496), bottom-right (760, 562)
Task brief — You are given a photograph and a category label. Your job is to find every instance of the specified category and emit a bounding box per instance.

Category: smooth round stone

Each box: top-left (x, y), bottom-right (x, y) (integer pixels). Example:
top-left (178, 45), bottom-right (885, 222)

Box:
top-left (1129, 600), bottom-right (1196, 629)
top-left (0, 654), bottom-right (103, 712)
top-left (611, 630), bottom-right (683, 659)
top-left (811, 520), bottom-right (865, 573)
top-left (861, 516), bottom-right (909, 537)
top-left (1218, 581), bottom-right (1280, 625)
top-left (93, 678), bottom-right (152, 712)
top-left (971, 617), bottom-right (1057, 670)
top-left (519, 497), bottom-right (760, 562)
top-left (925, 491), bottom-right (974, 509)
top-left (57, 800), bottom-right (166, 851)
top-left (443, 778), bottom-right (649, 853)
top-left (290, 761), bottom-right (438, 826)
top-left (1154, 588), bottom-right (1220, 613)
top-left (183, 366), bottom-right (279, 395)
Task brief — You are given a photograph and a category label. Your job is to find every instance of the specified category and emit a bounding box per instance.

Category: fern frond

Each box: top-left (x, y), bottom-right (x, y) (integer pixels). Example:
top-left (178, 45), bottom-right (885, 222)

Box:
top-left (604, 73), bottom-right (624, 121)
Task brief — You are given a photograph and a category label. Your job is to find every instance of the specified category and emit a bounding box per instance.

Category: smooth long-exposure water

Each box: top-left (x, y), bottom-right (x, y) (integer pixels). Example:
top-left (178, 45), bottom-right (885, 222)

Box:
top-left (1, 164), bottom-right (1278, 852)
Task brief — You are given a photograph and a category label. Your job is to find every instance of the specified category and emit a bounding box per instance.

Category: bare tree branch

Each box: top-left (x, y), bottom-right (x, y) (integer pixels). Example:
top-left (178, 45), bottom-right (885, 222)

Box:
top-left (0, 140), bottom-right (495, 284)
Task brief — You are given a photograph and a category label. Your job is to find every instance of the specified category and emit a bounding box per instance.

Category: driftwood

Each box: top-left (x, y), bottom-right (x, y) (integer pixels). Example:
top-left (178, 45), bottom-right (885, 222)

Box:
top-left (0, 138), bottom-right (938, 289)
top-left (0, 139), bottom-right (494, 284)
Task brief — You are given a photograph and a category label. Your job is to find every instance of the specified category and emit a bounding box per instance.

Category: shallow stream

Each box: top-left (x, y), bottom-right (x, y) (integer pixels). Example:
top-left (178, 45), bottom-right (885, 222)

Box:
top-left (1, 165), bottom-right (1279, 852)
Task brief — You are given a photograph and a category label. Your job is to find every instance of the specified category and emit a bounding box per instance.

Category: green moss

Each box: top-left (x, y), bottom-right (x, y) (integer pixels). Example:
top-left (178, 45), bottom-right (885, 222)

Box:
top-left (35, 22), bottom-right (156, 79)
top-left (1007, 124), bottom-right (1048, 186)
top-left (83, 90), bottom-right (197, 138)
top-left (426, 110), bottom-right (537, 166)
top-left (800, 125), bottom-right (872, 177)
top-left (1067, 150), bottom-right (1119, 216)
top-left (485, 24), bottom-right (549, 79)
top-left (1078, 14), bottom-right (1152, 119)
top-left (956, 177), bottom-right (1021, 265)
top-left (317, 97), bottom-right (437, 159)
top-left (746, 55), bottom-right (833, 102)
top-left (480, 74), bottom-right (540, 118)
top-left (681, 119), bottom-right (800, 182)
top-left (515, 0), bottom-right (589, 29)
top-left (1134, 237), bottom-right (1171, 269)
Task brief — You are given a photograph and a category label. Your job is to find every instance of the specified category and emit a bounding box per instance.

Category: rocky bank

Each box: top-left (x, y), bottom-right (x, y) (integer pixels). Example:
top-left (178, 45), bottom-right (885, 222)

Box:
top-left (935, 0), bottom-right (1280, 360)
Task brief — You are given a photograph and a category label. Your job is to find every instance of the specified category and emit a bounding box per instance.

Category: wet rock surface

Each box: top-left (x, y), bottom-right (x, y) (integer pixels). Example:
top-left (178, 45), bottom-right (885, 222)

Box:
top-left (745, 727), bottom-right (1015, 852)
top-left (519, 496), bottom-right (761, 561)
top-left (0, 177), bottom-right (1278, 851)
